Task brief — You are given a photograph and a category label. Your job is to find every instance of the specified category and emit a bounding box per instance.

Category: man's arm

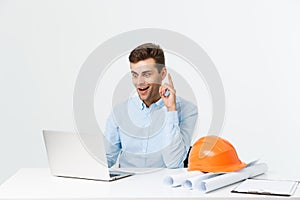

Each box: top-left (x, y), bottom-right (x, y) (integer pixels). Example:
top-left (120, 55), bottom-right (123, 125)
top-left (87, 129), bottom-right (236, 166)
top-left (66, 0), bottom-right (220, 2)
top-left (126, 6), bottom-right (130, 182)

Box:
top-left (104, 112), bottom-right (121, 168)
top-left (161, 100), bottom-right (198, 168)
top-left (159, 74), bottom-right (198, 168)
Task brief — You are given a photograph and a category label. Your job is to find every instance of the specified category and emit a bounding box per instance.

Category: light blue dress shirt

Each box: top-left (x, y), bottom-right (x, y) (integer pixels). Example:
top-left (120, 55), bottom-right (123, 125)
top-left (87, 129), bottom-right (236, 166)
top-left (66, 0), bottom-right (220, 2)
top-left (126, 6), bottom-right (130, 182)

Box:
top-left (104, 96), bottom-right (198, 168)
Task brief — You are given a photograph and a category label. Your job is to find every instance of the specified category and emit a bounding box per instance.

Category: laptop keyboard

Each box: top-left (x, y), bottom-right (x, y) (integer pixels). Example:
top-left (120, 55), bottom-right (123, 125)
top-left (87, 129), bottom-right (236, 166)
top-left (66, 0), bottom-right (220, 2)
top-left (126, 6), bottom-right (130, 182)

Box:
top-left (109, 173), bottom-right (121, 178)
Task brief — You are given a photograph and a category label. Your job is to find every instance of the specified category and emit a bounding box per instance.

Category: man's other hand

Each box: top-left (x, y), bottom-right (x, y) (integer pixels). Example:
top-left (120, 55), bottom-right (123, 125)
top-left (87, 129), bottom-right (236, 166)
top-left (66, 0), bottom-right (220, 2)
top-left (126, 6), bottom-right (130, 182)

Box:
top-left (159, 73), bottom-right (176, 111)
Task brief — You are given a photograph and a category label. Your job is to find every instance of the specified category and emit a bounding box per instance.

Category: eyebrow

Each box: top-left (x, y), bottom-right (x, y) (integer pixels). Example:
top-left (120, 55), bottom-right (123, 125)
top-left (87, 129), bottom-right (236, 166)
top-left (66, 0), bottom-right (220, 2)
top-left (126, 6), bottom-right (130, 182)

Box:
top-left (131, 71), bottom-right (138, 75)
top-left (131, 70), bottom-right (153, 75)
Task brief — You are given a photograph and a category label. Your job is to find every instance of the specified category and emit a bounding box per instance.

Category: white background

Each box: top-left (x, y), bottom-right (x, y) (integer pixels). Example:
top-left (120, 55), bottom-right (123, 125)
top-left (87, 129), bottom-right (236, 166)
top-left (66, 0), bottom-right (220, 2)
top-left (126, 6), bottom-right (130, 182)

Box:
top-left (1, 0), bottom-right (300, 184)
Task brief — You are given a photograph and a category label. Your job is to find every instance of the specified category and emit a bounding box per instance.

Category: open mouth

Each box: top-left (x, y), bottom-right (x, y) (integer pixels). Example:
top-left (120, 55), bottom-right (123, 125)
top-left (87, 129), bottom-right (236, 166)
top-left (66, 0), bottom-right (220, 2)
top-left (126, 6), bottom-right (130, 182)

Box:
top-left (138, 86), bottom-right (150, 92)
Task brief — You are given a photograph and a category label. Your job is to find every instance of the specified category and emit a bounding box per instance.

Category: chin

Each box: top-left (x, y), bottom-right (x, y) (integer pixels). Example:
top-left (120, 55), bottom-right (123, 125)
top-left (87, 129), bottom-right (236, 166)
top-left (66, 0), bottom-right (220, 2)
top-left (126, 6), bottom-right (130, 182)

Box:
top-left (139, 95), bottom-right (148, 101)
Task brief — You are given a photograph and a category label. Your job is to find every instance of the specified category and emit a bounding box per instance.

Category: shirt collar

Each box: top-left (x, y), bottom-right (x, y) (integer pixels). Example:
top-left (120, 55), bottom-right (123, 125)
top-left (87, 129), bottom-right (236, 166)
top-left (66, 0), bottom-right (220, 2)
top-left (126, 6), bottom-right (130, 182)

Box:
top-left (138, 97), bottom-right (164, 110)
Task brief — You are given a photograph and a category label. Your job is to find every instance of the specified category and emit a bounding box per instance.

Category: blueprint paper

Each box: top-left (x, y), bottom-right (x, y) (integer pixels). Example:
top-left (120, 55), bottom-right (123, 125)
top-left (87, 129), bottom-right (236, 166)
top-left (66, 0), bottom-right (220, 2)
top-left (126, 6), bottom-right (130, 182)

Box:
top-left (163, 170), bottom-right (203, 187)
top-left (163, 163), bottom-right (268, 193)
top-left (200, 163), bottom-right (268, 193)
top-left (183, 172), bottom-right (223, 190)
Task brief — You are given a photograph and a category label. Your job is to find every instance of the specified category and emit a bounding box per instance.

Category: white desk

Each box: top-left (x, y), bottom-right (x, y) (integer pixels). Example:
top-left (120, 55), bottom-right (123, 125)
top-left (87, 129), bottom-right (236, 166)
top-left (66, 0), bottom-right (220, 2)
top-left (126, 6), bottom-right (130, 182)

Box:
top-left (0, 168), bottom-right (299, 200)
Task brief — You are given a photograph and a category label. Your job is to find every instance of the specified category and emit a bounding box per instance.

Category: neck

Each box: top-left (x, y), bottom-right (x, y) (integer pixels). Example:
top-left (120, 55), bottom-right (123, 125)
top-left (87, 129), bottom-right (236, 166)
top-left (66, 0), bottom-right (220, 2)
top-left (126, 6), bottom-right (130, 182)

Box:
top-left (144, 95), bottom-right (161, 107)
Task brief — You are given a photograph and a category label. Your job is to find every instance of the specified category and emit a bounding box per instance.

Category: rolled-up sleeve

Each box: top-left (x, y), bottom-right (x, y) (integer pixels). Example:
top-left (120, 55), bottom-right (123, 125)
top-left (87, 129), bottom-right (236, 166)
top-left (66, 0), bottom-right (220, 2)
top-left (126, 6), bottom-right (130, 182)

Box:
top-left (162, 100), bottom-right (198, 168)
top-left (104, 112), bottom-right (121, 168)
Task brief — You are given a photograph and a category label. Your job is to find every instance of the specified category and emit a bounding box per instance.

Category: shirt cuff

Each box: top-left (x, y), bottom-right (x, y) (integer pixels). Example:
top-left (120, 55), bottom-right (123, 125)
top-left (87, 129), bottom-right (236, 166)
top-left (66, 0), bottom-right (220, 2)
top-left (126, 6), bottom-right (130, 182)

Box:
top-left (166, 111), bottom-right (179, 125)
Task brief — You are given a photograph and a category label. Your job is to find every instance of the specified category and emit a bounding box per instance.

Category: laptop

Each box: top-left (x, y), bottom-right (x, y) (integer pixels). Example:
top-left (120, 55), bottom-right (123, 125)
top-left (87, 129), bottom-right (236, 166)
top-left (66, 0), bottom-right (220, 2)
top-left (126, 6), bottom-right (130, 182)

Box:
top-left (43, 130), bottom-right (133, 181)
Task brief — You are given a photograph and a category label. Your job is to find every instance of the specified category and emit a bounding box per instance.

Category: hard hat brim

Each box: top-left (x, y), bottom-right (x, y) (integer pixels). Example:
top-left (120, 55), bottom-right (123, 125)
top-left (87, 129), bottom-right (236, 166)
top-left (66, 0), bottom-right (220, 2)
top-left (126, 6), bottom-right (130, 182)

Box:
top-left (188, 162), bottom-right (247, 173)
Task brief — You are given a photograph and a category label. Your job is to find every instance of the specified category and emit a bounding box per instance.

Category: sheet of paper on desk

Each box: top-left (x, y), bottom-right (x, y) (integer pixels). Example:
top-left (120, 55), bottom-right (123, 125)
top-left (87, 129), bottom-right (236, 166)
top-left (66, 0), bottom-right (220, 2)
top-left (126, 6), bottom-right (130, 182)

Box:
top-left (232, 179), bottom-right (299, 196)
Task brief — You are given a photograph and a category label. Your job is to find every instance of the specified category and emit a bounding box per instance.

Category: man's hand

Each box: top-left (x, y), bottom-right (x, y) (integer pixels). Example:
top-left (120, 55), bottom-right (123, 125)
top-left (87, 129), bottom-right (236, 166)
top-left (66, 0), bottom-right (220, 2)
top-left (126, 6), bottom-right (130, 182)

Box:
top-left (159, 74), bottom-right (176, 111)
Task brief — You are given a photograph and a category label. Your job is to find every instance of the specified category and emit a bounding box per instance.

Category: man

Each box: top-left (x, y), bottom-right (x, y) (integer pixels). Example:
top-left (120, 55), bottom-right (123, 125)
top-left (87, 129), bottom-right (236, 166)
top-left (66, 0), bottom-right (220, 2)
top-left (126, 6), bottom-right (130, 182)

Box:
top-left (104, 43), bottom-right (198, 168)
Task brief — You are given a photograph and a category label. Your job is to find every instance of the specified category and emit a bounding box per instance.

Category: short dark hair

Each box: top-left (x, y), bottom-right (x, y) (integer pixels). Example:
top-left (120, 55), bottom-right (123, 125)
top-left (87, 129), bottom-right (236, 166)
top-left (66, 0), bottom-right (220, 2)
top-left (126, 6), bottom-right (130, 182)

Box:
top-left (129, 43), bottom-right (165, 72)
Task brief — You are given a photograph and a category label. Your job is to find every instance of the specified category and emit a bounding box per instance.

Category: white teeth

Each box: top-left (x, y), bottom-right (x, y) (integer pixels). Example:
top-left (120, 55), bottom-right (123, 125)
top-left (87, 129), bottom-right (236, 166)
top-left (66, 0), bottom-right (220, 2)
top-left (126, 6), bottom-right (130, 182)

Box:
top-left (139, 86), bottom-right (149, 90)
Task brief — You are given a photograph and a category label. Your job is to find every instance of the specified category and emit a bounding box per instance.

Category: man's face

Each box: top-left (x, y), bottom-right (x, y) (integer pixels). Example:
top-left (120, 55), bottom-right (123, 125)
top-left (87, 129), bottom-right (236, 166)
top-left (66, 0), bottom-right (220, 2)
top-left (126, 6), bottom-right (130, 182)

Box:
top-left (130, 58), bottom-right (166, 107)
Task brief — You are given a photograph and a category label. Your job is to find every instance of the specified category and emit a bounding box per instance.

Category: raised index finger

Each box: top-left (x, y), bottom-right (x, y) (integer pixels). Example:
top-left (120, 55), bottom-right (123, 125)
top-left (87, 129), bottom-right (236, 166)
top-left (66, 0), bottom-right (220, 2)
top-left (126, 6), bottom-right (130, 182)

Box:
top-left (168, 73), bottom-right (174, 87)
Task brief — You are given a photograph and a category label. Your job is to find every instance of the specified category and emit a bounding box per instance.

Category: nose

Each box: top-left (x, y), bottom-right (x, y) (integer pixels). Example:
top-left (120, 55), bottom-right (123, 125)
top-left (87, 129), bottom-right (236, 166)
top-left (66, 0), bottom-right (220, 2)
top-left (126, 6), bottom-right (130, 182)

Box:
top-left (137, 75), bottom-right (146, 85)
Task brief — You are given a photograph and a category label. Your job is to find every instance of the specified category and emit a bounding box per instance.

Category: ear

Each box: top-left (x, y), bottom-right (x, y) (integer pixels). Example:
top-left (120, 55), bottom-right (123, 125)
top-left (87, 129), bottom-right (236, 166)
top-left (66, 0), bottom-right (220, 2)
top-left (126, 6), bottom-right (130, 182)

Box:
top-left (160, 67), bottom-right (167, 80)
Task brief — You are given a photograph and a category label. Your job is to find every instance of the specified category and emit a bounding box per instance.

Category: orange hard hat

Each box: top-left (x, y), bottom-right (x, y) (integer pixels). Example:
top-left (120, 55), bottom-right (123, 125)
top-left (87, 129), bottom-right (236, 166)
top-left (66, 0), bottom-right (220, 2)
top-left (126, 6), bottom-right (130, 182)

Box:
top-left (188, 135), bottom-right (246, 172)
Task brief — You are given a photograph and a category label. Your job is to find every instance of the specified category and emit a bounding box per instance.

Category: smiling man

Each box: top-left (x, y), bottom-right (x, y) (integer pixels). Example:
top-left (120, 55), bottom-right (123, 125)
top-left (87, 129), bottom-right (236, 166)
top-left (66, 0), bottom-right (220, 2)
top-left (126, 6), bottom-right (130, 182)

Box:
top-left (104, 43), bottom-right (198, 168)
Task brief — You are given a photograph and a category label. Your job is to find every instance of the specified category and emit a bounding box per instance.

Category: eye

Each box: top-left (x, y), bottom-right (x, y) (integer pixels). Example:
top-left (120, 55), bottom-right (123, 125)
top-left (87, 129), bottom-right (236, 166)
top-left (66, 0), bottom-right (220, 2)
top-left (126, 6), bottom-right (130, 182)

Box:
top-left (143, 72), bottom-right (151, 78)
top-left (131, 73), bottom-right (138, 78)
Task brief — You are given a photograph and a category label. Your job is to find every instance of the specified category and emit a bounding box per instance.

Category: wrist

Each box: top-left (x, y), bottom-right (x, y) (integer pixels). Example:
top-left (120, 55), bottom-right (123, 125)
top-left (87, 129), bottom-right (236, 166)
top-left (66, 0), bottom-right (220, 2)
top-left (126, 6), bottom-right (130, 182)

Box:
top-left (167, 106), bottom-right (176, 112)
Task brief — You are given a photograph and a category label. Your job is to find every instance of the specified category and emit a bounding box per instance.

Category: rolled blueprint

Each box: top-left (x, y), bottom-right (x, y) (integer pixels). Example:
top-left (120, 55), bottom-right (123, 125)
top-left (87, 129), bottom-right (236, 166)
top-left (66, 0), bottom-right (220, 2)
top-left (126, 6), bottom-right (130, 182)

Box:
top-left (198, 163), bottom-right (268, 193)
top-left (163, 170), bottom-right (203, 187)
top-left (183, 172), bottom-right (223, 189)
